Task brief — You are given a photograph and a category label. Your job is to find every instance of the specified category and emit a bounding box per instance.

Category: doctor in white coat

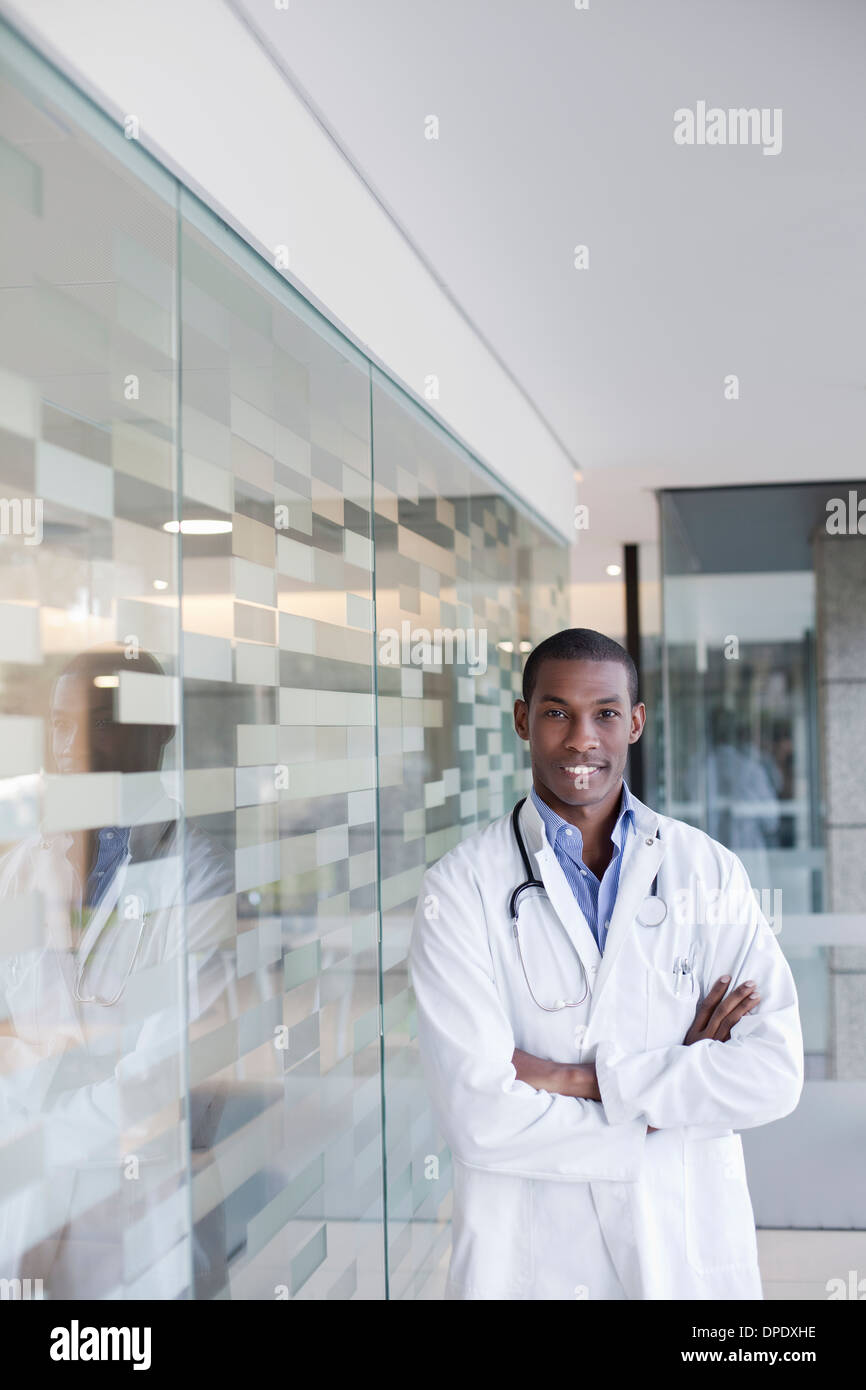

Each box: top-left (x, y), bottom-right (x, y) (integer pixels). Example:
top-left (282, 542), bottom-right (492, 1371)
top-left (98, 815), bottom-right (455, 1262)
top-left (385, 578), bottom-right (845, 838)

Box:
top-left (409, 628), bottom-right (803, 1300)
top-left (0, 646), bottom-right (236, 1298)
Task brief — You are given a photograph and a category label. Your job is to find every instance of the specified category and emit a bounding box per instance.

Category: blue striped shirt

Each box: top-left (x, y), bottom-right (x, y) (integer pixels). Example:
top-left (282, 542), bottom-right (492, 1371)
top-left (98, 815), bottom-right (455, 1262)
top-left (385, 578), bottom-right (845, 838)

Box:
top-left (530, 781), bottom-right (636, 954)
top-left (85, 826), bottom-right (131, 908)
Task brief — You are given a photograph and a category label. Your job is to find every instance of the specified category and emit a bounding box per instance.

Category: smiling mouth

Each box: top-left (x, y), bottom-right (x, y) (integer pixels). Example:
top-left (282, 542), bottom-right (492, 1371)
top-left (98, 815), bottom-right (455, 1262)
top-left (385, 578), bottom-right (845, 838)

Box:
top-left (558, 764), bottom-right (605, 777)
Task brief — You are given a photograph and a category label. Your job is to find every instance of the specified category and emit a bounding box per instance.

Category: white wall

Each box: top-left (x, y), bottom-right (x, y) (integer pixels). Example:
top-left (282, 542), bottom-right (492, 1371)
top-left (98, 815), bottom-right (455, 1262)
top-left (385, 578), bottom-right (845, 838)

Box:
top-left (1, 0), bottom-right (576, 543)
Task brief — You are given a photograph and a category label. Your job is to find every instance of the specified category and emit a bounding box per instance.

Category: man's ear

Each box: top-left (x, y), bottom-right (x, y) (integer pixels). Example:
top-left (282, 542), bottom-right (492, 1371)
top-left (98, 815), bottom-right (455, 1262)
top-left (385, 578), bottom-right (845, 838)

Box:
top-left (628, 702), bottom-right (647, 743)
top-left (514, 697), bottom-right (529, 740)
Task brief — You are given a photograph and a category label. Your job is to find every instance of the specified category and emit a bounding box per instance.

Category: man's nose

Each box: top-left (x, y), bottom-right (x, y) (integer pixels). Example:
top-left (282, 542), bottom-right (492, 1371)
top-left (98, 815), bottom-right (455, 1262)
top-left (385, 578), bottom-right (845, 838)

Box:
top-left (564, 719), bottom-right (600, 751)
top-left (59, 723), bottom-right (84, 758)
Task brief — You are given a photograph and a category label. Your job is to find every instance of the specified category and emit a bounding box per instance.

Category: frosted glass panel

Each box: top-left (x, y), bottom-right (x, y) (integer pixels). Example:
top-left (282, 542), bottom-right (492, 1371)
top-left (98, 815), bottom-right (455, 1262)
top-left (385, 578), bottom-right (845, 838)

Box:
top-left (371, 371), bottom-right (570, 1299)
top-left (178, 196), bottom-right (384, 1300)
top-left (0, 15), bottom-right (571, 1300)
top-left (0, 23), bottom-right (187, 1298)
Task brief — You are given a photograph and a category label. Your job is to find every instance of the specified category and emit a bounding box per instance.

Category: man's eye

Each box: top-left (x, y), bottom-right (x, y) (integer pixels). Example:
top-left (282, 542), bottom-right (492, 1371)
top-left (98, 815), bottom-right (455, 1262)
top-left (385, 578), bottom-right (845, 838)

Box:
top-left (544, 709), bottom-right (565, 717)
top-left (599, 709), bottom-right (619, 718)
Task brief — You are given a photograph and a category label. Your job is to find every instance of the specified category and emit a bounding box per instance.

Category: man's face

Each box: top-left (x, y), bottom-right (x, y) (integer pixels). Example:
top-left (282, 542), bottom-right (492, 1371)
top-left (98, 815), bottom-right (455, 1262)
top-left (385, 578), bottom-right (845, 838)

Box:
top-left (51, 674), bottom-right (120, 775)
top-left (513, 657), bottom-right (645, 811)
top-left (50, 673), bottom-right (169, 776)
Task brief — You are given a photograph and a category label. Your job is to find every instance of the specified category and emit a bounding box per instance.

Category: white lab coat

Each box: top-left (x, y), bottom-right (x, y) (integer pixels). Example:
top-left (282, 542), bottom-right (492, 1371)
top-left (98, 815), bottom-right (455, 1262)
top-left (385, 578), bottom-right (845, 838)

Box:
top-left (408, 790), bottom-right (804, 1300)
top-left (0, 781), bottom-right (236, 1297)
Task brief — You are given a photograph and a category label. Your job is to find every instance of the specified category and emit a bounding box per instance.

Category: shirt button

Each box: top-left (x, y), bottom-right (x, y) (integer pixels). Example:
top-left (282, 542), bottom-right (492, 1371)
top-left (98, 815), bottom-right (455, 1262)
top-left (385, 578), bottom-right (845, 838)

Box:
top-left (573, 1024), bottom-right (586, 1044)
top-left (604, 920), bottom-right (610, 930)
top-left (105, 831), bottom-right (114, 840)
top-left (590, 965), bottom-right (598, 974)
top-left (565, 828), bottom-right (573, 837)
top-left (580, 869), bottom-right (587, 877)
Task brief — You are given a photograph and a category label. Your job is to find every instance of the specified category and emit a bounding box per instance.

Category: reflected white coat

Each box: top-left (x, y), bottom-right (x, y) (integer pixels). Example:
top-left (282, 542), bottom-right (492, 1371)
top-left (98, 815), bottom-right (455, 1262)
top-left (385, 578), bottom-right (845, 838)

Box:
top-left (408, 791), bottom-right (804, 1300)
top-left (0, 785), bottom-right (235, 1296)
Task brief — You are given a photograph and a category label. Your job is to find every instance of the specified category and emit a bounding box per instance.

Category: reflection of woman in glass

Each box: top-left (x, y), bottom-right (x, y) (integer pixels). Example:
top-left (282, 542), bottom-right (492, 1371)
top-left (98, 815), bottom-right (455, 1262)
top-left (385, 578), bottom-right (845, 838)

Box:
top-left (0, 645), bottom-right (234, 1298)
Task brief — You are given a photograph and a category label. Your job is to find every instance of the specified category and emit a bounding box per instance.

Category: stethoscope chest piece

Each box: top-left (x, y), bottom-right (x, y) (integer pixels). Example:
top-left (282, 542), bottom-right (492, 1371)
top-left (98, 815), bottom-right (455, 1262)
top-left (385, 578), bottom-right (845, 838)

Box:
top-left (636, 895), bottom-right (667, 927)
top-left (636, 828), bottom-right (666, 927)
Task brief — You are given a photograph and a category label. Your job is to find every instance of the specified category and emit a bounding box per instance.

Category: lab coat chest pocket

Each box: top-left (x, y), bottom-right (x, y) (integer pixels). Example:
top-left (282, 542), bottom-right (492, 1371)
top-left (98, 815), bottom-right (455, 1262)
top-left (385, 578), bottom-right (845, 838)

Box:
top-left (684, 1134), bottom-right (758, 1272)
top-left (645, 962), bottom-right (699, 1050)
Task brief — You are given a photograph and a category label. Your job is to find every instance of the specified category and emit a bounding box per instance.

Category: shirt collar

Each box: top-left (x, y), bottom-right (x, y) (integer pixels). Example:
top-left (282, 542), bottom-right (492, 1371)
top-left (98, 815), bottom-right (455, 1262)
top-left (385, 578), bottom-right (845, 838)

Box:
top-left (530, 781), bottom-right (635, 853)
top-left (96, 825), bottom-right (131, 847)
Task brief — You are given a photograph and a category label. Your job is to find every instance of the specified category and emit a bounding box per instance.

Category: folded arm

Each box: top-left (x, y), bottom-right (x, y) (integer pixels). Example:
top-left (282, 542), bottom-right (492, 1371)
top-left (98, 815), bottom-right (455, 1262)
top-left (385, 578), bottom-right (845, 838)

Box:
top-left (595, 852), bottom-right (804, 1130)
top-left (408, 857), bottom-right (647, 1182)
top-left (512, 975), bottom-right (764, 1130)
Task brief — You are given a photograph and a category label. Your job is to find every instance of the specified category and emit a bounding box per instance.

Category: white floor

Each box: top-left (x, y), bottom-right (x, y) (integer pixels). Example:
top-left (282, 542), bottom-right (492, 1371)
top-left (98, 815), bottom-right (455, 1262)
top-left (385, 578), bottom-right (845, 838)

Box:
top-left (758, 1229), bottom-right (866, 1301)
top-left (411, 1229), bottom-right (866, 1301)
top-left (218, 1218), bottom-right (866, 1299)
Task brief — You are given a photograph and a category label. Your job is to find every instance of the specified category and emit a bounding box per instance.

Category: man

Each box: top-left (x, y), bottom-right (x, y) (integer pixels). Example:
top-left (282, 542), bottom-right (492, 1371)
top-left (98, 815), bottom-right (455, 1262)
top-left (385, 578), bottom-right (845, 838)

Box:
top-left (0, 645), bottom-right (235, 1298)
top-left (409, 628), bottom-right (803, 1300)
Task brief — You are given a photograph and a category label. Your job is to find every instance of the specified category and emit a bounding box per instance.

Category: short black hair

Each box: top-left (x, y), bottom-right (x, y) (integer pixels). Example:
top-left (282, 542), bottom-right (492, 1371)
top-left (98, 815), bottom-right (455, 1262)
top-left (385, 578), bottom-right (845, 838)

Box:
top-left (521, 628), bottom-right (639, 708)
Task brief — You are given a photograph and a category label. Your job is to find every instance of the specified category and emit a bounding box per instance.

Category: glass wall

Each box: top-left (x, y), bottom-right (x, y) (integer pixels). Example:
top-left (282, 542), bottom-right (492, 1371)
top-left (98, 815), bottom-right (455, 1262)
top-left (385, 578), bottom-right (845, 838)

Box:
top-left (657, 484), bottom-right (866, 1229)
top-left (660, 487), bottom-right (823, 915)
top-left (0, 19), bottom-right (569, 1298)
top-left (0, 23), bottom-right (186, 1298)
top-left (370, 373), bottom-right (568, 1298)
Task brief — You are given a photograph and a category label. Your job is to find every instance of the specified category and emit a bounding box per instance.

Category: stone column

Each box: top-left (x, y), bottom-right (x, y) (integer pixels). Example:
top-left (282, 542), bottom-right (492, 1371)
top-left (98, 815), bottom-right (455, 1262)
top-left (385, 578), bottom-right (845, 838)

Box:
top-left (814, 526), bottom-right (866, 1079)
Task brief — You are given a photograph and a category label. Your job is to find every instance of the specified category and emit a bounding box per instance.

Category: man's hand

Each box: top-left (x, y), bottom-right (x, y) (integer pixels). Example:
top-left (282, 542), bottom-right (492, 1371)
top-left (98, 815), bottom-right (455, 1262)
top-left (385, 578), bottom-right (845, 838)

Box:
top-left (512, 1050), bottom-right (653, 1134)
top-left (510, 1048), bottom-right (561, 1092)
top-left (683, 976), bottom-right (761, 1045)
top-left (511, 1049), bottom-right (600, 1100)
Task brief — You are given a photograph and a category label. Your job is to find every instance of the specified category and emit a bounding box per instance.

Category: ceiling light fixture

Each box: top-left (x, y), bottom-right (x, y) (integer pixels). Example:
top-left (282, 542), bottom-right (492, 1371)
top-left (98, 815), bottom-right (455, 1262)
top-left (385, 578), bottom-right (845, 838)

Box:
top-left (163, 519), bottom-right (232, 535)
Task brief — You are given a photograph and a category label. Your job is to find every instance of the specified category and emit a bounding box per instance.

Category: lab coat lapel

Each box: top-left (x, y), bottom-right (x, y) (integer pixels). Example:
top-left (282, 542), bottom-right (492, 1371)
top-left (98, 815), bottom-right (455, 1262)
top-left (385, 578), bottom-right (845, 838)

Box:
top-left (73, 853), bottom-right (130, 972)
top-left (517, 794), bottom-right (602, 981)
top-left (592, 796), bottom-right (666, 1006)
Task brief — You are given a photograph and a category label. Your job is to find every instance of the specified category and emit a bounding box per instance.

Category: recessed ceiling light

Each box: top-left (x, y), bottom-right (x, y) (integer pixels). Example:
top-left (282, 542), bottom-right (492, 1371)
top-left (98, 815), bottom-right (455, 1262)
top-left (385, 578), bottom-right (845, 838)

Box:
top-left (93, 675), bottom-right (119, 689)
top-left (153, 579), bottom-right (168, 590)
top-left (163, 519), bottom-right (232, 535)
top-left (519, 640), bottom-right (532, 652)
top-left (498, 641), bottom-right (514, 653)
top-left (606, 564), bottom-right (622, 577)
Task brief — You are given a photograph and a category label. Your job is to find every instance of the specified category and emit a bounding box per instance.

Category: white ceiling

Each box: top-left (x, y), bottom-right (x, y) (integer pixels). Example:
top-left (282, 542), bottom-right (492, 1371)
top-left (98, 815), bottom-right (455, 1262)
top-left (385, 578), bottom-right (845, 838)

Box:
top-left (4, 0), bottom-right (579, 541)
top-left (233, 0), bottom-right (866, 548)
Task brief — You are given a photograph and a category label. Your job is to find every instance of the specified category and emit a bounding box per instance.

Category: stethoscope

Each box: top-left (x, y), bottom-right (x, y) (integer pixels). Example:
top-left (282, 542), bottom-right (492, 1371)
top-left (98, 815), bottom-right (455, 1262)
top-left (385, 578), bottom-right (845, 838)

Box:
top-left (509, 796), bottom-right (667, 1012)
top-left (73, 820), bottom-right (175, 1007)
